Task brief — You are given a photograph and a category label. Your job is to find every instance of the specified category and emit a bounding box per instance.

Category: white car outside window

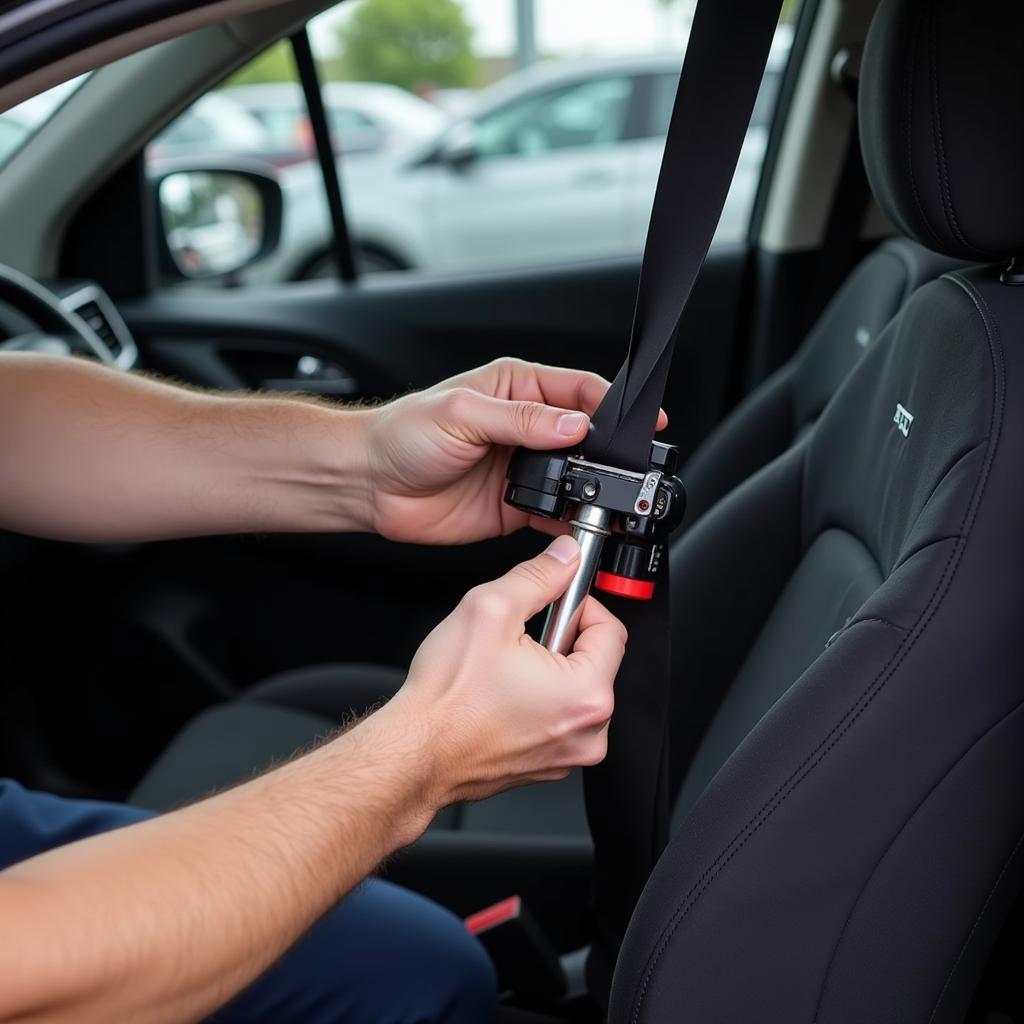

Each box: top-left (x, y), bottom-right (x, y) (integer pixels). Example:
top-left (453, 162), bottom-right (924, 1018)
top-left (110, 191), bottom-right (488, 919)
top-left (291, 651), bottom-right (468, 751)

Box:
top-left (247, 48), bottom-right (790, 284)
top-left (147, 24), bottom-right (789, 287)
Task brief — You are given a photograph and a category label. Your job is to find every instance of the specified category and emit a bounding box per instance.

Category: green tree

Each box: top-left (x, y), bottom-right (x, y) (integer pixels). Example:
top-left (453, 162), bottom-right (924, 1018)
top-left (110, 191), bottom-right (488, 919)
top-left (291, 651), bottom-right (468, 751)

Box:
top-left (656, 0), bottom-right (800, 26)
top-left (336, 0), bottom-right (477, 91)
top-left (225, 41), bottom-right (297, 87)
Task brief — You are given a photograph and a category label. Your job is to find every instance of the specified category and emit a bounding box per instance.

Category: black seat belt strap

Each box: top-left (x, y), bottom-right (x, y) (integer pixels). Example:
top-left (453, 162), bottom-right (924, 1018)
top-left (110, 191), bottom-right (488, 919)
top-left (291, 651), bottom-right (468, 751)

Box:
top-left (586, 0), bottom-right (786, 472)
top-left (505, 0), bottom-right (784, 1010)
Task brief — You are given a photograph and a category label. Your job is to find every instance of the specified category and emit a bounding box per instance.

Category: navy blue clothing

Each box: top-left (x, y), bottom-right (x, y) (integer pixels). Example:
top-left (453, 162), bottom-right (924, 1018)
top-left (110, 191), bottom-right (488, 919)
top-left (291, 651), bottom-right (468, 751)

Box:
top-left (0, 779), bottom-right (496, 1023)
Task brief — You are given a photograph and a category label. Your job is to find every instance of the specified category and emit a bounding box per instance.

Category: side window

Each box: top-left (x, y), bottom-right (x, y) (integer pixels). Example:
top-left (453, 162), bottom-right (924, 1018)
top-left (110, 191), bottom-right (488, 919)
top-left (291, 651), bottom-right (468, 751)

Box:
top-left (648, 62), bottom-right (785, 139)
top-left (329, 108), bottom-right (376, 133)
top-left (648, 73), bottom-right (678, 140)
top-left (644, 33), bottom-right (792, 247)
top-left (476, 76), bottom-right (632, 159)
top-left (147, 0), bottom-right (798, 287)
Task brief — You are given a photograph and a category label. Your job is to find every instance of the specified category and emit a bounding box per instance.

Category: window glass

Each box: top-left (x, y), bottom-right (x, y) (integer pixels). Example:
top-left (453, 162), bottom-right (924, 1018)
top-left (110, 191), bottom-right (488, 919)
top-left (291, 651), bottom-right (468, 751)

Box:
top-left (0, 75), bottom-right (91, 168)
top-left (148, 0), bottom-right (799, 287)
top-left (476, 76), bottom-right (631, 158)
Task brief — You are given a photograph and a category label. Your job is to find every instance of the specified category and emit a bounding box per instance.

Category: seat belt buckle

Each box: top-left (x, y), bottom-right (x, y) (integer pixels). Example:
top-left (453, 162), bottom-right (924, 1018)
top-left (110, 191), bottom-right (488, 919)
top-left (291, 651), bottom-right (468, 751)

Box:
top-left (465, 895), bottom-right (568, 1005)
top-left (504, 442), bottom-right (686, 651)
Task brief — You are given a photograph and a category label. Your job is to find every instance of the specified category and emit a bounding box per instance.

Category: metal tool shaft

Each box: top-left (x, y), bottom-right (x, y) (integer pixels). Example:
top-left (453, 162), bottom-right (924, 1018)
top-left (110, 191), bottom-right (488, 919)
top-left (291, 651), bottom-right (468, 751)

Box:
top-left (541, 503), bottom-right (613, 655)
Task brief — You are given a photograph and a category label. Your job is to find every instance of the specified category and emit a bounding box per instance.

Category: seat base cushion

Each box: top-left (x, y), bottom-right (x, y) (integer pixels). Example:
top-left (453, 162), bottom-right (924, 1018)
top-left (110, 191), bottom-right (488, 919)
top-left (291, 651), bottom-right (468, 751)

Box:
top-left (130, 663), bottom-right (588, 839)
top-left (130, 663), bottom-right (404, 812)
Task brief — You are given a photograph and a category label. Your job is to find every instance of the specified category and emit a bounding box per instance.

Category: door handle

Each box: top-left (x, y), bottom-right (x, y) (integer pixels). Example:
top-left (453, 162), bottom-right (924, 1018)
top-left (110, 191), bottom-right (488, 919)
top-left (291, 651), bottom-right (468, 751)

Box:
top-left (262, 355), bottom-right (358, 396)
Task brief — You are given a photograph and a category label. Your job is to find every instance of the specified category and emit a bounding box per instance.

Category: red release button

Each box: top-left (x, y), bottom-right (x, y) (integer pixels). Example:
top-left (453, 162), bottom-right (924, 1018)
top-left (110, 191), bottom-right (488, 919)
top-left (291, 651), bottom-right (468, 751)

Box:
top-left (594, 571), bottom-right (656, 601)
top-left (465, 896), bottom-right (521, 934)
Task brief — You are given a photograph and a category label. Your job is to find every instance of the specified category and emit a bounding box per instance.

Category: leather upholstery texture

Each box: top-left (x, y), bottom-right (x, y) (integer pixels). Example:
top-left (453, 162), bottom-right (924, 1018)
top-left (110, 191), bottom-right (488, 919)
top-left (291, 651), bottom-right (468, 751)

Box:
top-left (860, 0), bottom-right (1024, 261)
top-left (612, 265), bottom-right (1024, 1022)
top-left (680, 238), bottom-right (962, 528)
top-left (613, 5), bottom-right (1024, 1013)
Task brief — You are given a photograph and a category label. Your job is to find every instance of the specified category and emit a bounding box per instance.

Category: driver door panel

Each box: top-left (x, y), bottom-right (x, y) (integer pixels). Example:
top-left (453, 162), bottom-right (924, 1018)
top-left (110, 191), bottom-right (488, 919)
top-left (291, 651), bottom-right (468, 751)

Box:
top-left (116, 247), bottom-right (748, 675)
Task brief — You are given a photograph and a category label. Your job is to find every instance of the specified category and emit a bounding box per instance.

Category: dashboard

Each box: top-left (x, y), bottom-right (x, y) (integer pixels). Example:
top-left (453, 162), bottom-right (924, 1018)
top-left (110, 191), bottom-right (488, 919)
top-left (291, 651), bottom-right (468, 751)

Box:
top-left (54, 282), bottom-right (139, 369)
top-left (0, 271), bottom-right (139, 370)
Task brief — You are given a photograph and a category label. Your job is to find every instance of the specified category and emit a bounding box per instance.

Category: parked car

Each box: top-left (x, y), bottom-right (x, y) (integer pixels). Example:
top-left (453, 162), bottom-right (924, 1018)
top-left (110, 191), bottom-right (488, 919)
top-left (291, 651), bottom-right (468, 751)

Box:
top-left (223, 81), bottom-right (450, 161)
top-left (424, 87), bottom-right (476, 119)
top-left (146, 91), bottom-right (292, 165)
top-left (245, 45), bottom-right (788, 282)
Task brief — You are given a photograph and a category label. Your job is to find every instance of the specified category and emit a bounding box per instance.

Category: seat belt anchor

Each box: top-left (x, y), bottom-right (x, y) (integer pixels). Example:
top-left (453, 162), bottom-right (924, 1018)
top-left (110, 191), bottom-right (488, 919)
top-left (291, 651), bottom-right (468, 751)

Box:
top-left (504, 442), bottom-right (686, 653)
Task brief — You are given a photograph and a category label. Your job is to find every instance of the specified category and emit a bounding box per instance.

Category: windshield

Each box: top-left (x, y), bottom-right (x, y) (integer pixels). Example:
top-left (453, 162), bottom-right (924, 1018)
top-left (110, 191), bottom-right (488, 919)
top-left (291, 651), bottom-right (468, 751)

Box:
top-left (0, 74), bottom-right (91, 168)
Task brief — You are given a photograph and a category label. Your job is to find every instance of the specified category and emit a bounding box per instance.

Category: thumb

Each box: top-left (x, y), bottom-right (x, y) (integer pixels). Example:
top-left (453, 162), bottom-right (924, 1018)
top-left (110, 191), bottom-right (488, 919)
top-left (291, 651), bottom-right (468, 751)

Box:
top-left (470, 535), bottom-right (581, 627)
top-left (452, 391), bottom-right (591, 449)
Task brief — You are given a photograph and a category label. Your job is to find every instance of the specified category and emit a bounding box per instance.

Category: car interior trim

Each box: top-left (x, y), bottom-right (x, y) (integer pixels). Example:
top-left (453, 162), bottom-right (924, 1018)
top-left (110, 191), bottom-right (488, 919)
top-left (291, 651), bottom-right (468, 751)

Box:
top-left (757, 0), bottom-right (885, 255)
top-left (0, 0), bottom-right (324, 112)
top-left (0, 0), bottom-right (327, 276)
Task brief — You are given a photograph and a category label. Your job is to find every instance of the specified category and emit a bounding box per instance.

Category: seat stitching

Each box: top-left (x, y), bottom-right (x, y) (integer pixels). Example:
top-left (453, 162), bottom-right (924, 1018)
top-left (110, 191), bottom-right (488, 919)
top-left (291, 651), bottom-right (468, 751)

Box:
top-left (906, 441), bottom-right (987, 539)
top-left (904, 11), bottom-right (943, 250)
top-left (845, 615), bottom-right (907, 635)
top-left (629, 274), bottom-right (1005, 1023)
top-left (889, 440), bottom-right (987, 573)
top-left (811, 698), bottom-right (1024, 1021)
top-left (927, 11), bottom-right (960, 249)
top-left (892, 533), bottom-right (962, 575)
top-left (927, 11), bottom-right (994, 259)
top-left (926, 288), bottom-right (1019, 1024)
top-left (928, 827), bottom-right (1024, 1024)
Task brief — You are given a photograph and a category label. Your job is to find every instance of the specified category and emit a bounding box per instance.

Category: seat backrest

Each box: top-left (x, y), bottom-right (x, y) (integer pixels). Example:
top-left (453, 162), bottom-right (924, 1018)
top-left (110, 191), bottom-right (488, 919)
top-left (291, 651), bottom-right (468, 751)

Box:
top-left (681, 237), bottom-right (962, 529)
top-left (612, 2), bottom-right (1024, 1020)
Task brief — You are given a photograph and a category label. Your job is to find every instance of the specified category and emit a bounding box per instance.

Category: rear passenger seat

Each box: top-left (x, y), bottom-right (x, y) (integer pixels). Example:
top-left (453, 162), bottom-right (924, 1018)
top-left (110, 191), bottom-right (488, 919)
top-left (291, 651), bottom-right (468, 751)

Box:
top-left (129, 237), bottom-right (966, 838)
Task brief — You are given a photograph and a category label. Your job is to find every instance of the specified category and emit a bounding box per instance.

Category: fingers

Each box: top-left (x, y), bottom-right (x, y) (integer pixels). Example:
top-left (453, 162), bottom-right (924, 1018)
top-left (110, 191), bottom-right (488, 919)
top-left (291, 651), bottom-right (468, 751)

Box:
top-left (442, 361), bottom-right (669, 450)
top-left (569, 596), bottom-right (627, 680)
top-left (464, 535), bottom-right (581, 626)
top-left (527, 514), bottom-right (572, 538)
top-left (445, 388), bottom-right (592, 450)
top-left (516, 362), bottom-right (669, 432)
top-left (527, 363), bottom-right (612, 419)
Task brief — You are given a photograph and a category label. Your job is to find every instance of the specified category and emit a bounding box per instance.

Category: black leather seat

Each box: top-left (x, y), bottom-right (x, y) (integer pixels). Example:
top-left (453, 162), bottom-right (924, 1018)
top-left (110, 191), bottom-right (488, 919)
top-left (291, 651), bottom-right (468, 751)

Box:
top-left (612, 1), bottom-right (1024, 1019)
top-left (130, 233), bottom-right (958, 824)
top-left (680, 237), bottom-right (962, 528)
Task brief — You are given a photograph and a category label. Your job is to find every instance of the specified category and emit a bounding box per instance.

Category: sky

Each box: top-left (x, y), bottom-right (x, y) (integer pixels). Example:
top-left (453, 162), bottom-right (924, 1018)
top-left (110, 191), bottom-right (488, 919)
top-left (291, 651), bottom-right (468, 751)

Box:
top-left (312, 0), bottom-right (697, 60)
top-left (464, 0), bottom-right (694, 56)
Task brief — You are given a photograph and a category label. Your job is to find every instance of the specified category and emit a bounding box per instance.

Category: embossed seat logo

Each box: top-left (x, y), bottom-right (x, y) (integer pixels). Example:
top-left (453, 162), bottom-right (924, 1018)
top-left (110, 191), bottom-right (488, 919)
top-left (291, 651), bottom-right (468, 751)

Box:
top-left (893, 403), bottom-right (914, 438)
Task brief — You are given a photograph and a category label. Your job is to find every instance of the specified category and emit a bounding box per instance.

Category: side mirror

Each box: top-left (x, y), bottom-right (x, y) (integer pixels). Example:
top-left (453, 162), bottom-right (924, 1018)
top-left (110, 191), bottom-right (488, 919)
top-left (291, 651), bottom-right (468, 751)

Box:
top-left (152, 165), bottom-right (283, 281)
top-left (438, 121), bottom-right (479, 170)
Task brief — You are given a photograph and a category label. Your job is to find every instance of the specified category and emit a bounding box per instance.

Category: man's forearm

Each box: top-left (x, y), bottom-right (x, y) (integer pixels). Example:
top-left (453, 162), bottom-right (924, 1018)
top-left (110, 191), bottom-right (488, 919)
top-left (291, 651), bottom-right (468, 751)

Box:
top-left (0, 696), bottom-right (439, 1024)
top-left (0, 353), bottom-right (373, 542)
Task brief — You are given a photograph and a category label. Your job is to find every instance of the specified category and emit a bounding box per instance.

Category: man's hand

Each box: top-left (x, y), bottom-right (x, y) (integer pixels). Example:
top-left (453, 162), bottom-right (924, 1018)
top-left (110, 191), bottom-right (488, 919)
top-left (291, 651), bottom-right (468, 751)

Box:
top-left (383, 533), bottom-right (627, 809)
top-left (364, 357), bottom-right (667, 545)
top-left (0, 353), bottom-right (662, 545)
top-left (0, 536), bottom-right (623, 1024)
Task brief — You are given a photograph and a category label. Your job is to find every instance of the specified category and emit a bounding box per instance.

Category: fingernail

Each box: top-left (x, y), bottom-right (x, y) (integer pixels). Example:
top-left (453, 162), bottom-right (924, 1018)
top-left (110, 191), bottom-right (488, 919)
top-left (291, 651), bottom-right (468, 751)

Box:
top-left (545, 535), bottom-right (580, 565)
top-left (556, 412), bottom-right (588, 436)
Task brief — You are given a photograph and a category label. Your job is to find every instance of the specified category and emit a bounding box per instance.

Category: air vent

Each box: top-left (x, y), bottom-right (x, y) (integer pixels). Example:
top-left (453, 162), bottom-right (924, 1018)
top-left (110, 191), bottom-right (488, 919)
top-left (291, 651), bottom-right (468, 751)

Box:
top-left (60, 285), bottom-right (137, 369)
top-left (73, 299), bottom-right (122, 359)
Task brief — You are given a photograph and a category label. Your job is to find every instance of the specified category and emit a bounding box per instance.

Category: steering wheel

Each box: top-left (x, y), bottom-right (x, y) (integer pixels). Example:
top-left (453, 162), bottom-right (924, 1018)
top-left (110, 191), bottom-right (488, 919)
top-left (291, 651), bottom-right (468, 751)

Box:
top-left (0, 262), bottom-right (115, 365)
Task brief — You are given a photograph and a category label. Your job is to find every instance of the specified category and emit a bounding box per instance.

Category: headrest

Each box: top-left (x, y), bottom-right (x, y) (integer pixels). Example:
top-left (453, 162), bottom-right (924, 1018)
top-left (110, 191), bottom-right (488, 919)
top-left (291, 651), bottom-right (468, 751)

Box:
top-left (859, 0), bottom-right (1024, 262)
